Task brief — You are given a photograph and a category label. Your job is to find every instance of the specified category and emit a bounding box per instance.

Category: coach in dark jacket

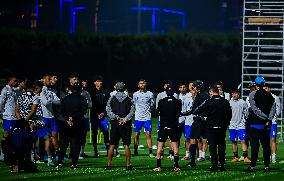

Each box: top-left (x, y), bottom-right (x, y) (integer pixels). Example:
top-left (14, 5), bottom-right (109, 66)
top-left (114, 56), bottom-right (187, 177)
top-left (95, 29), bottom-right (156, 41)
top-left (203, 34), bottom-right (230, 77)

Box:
top-left (193, 83), bottom-right (232, 172)
top-left (246, 76), bottom-right (275, 172)
top-left (106, 82), bottom-right (135, 170)
top-left (182, 80), bottom-right (210, 168)
top-left (89, 75), bottom-right (110, 157)
top-left (57, 82), bottom-right (88, 169)
top-left (154, 86), bottom-right (182, 172)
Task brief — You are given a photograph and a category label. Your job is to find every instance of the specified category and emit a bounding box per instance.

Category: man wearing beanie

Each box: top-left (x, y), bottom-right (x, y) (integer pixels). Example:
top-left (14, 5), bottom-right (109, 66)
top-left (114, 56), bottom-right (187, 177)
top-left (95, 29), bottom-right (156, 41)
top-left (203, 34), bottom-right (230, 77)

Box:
top-left (246, 76), bottom-right (276, 172)
top-left (106, 82), bottom-right (135, 170)
top-left (154, 86), bottom-right (182, 173)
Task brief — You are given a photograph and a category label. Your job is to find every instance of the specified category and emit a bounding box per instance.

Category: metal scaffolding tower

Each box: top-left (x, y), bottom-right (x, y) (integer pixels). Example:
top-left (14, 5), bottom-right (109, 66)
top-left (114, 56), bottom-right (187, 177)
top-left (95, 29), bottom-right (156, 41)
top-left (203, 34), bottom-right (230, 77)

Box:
top-left (242, 0), bottom-right (284, 141)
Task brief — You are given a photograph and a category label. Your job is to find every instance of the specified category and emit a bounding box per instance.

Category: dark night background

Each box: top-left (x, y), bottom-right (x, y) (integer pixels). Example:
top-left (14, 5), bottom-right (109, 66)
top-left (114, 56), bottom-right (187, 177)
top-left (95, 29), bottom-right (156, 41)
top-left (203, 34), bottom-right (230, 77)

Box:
top-left (0, 0), bottom-right (242, 92)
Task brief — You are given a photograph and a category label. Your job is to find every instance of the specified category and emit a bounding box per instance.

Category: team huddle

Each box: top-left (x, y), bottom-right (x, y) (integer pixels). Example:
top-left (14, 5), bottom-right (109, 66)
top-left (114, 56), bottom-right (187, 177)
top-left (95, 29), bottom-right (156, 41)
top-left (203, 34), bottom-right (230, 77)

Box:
top-left (0, 72), bottom-right (280, 173)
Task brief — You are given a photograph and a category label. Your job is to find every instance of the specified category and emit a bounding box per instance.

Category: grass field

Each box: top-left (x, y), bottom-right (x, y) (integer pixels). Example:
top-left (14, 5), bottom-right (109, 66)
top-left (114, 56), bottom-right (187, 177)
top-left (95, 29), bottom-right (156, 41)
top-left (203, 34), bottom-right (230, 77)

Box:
top-left (1, 118), bottom-right (284, 181)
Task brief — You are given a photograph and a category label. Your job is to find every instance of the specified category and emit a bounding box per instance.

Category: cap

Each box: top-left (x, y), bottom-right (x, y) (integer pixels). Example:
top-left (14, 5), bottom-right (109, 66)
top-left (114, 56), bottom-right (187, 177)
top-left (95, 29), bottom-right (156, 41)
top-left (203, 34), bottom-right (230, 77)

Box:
top-left (255, 76), bottom-right (265, 86)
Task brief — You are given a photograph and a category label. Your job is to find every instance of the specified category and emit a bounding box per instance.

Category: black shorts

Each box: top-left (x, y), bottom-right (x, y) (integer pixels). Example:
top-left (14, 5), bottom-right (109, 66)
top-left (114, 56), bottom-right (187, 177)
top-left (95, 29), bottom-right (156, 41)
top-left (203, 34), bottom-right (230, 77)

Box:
top-left (190, 119), bottom-right (206, 139)
top-left (157, 127), bottom-right (179, 143)
top-left (110, 121), bottom-right (132, 146)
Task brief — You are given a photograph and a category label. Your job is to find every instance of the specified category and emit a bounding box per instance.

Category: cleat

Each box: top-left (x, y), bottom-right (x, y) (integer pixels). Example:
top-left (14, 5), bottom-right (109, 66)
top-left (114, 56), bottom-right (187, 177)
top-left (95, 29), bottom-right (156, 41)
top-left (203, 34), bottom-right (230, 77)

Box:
top-left (70, 165), bottom-right (78, 170)
top-left (244, 157), bottom-right (251, 163)
top-left (208, 166), bottom-right (218, 172)
top-left (105, 165), bottom-right (112, 170)
top-left (56, 163), bottom-right (62, 170)
top-left (94, 153), bottom-right (100, 158)
top-left (264, 167), bottom-right (270, 172)
top-left (153, 167), bottom-right (162, 172)
top-left (185, 162), bottom-right (196, 168)
top-left (181, 156), bottom-right (189, 161)
top-left (126, 165), bottom-right (135, 171)
top-left (198, 157), bottom-right (206, 162)
top-left (47, 161), bottom-right (55, 166)
top-left (231, 157), bottom-right (239, 162)
top-left (78, 154), bottom-right (84, 160)
top-left (239, 156), bottom-right (244, 161)
top-left (245, 166), bottom-right (255, 173)
top-left (173, 167), bottom-right (181, 173)
top-left (149, 153), bottom-right (155, 158)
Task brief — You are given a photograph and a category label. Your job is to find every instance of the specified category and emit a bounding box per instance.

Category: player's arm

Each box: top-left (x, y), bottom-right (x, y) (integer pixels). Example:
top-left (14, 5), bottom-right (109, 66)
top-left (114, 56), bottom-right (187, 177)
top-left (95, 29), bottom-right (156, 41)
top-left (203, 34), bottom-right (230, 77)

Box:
top-left (39, 91), bottom-right (52, 106)
top-left (0, 88), bottom-right (7, 112)
top-left (150, 92), bottom-right (155, 110)
top-left (268, 102), bottom-right (276, 122)
top-left (106, 96), bottom-right (120, 120)
top-left (26, 104), bottom-right (38, 121)
top-left (51, 92), bottom-right (61, 105)
top-left (275, 96), bottom-right (281, 117)
top-left (15, 103), bottom-right (22, 120)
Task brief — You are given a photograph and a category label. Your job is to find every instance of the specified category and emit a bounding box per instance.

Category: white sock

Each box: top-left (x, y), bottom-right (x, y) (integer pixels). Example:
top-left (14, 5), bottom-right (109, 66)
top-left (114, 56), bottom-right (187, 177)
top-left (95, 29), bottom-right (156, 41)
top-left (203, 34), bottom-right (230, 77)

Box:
top-left (31, 151), bottom-right (35, 163)
top-left (202, 151), bottom-right (205, 158)
top-left (186, 151), bottom-right (190, 157)
top-left (199, 150), bottom-right (202, 158)
top-left (80, 146), bottom-right (85, 155)
top-left (48, 156), bottom-right (53, 162)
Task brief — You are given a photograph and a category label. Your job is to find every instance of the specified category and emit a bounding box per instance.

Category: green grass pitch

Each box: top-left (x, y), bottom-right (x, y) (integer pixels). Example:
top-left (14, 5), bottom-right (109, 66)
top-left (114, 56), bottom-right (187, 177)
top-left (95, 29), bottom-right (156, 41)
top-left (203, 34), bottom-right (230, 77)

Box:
top-left (1, 118), bottom-right (284, 180)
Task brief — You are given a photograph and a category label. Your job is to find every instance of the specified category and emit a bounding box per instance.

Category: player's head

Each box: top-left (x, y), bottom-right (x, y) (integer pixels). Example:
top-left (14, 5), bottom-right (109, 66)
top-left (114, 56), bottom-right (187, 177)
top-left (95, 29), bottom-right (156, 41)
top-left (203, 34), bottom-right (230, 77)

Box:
top-left (33, 81), bottom-right (43, 95)
top-left (248, 82), bottom-right (256, 92)
top-left (216, 81), bottom-right (224, 94)
top-left (138, 79), bottom-right (147, 90)
top-left (192, 80), bottom-right (204, 92)
top-left (263, 83), bottom-right (271, 92)
top-left (208, 87), bottom-right (214, 97)
top-left (70, 81), bottom-right (82, 93)
top-left (25, 80), bottom-right (34, 92)
top-left (17, 76), bottom-right (27, 89)
top-left (163, 80), bottom-right (173, 90)
top-left (166, 86), bottom-right (174, 96)
top-left (7, 73), bottom-right (17, 87)
top-left (93, 75), bottom-right (104, 90)
top-left (188, 81), bottom-right (194, 92)
top-left (178, 82), bottom-right (187, 94)
top-left (82, 79), bottom-right (88, 90)
top-left (230, 88), bottom-right (240, 100)
top-left (68, 72), bottom-right (79, 86)
top-left (42, 73), bottom-right (51, 87)
top-left (114, 82), bottom-right (126, 92)
top-left (50, 73), bottom-right (58, 86)
top-left (209, 83), bottom-right (219, 95)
